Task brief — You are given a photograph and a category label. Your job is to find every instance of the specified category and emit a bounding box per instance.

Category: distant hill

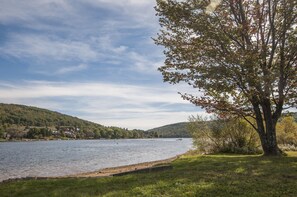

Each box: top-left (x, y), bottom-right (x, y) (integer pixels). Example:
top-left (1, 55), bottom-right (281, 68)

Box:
top-left (0, 103), bottom-right (146, 140)
top-left (147, 122), bottom-right (191, 138)
top-left (0, 103), bottom-right (102, 128)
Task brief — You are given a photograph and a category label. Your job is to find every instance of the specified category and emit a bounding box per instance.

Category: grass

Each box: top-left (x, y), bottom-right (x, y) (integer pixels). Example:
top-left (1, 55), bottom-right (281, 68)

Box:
top-left (1, 152), bottom-right (297, 197)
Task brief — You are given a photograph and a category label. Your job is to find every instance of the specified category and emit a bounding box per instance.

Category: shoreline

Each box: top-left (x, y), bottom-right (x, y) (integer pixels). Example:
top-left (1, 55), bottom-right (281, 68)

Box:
top-left (65, 155), bottom-right (180, 178)
top-left (1, 153), bottom-right (187, 183)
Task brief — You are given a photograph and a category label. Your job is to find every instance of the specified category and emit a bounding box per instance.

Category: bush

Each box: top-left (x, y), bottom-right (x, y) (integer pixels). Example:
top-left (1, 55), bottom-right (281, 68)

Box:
top-left (188, 116), bottom-right (261, 154)
top-left (276, 116), bottom-right (297, 151)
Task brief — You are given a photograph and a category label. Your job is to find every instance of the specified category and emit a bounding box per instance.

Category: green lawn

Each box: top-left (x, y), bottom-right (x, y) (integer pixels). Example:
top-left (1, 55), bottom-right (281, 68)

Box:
top-left (1, 152), bottom-right (297, 197)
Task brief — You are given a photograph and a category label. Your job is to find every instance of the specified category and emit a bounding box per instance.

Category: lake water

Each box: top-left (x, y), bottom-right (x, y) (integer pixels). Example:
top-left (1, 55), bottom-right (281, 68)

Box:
top-left (0, 138), bottom-right (193, 182)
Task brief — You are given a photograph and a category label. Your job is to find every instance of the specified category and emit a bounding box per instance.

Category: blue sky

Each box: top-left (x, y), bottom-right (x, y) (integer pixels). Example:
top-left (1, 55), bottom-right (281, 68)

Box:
top-left (0, 0), bottom-right (205, 130)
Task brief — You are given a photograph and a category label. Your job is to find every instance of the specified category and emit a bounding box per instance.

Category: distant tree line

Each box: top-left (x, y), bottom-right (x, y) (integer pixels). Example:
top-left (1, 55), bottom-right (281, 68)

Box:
top-left (0, 104), bottom-right (159, 140)
top-left (0, 125), bottom-right (160, 140)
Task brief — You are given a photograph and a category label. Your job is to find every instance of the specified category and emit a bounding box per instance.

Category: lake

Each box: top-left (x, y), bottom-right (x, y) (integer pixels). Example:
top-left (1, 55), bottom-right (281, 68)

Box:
top-left (0, 138), bottom-right (193, 182)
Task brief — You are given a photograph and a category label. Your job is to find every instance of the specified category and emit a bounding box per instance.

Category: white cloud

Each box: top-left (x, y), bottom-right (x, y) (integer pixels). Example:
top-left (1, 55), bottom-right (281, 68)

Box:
top-left (83, 0), bottom-right (157, 26)
top-left (0, 32), bottom-right (162, 76)
top-left (0, 0), bottom-right (74, 25)
top-left (95, 35), bottom-right (128, 55)
top-left (0, 80), bottom-right (203, 129)
top-left (0, 0), bottom-right (158, 30)
top-left (128, 52), bottom-right (157, 72)
top-left (0, 81), bottom-right (190, 103)
top-left (83, 0), bottom-right (153, 11)
top-left (0, 34), bottom-right (99, 62)
top-left (56, 64), bottom-right (89, 74)
top-left (0, 0), bottom-right (162, 76)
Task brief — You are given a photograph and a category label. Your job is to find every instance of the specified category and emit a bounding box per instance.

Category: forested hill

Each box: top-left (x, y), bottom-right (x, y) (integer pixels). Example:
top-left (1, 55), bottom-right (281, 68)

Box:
top-left (0, 103), bottom-right (147, 140)
top-left (0, 103), bottom-right (101, 128)
top-left (147, 122), bottom-right (191, 138)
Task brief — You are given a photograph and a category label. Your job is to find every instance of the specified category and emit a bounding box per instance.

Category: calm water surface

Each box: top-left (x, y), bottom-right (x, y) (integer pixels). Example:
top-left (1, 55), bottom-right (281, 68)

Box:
top-left (0, 138), bottom-right (192, 181)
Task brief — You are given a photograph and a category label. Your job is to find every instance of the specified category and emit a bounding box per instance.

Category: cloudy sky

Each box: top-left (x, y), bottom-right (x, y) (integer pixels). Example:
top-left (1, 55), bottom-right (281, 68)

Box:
top-left (0, 0), bottom-right (205, 130)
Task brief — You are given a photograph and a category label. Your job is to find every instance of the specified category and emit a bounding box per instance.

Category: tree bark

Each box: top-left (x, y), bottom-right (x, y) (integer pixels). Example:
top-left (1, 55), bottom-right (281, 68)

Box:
top-left (260, 131), bottom-right (282, 156)
top-left (253, 101), bottom-right (282, 156)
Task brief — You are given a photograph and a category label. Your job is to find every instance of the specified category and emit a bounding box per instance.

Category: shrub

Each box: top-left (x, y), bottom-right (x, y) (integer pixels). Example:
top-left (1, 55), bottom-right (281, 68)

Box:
top-left (276, 116), bottom-right (297, 151)
top-left (188, 116), bottom-right (261, 154)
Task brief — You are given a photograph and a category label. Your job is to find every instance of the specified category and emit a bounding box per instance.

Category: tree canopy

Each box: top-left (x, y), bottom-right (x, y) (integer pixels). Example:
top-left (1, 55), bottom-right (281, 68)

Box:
top-left (155, 0), bottom-right (297, 155)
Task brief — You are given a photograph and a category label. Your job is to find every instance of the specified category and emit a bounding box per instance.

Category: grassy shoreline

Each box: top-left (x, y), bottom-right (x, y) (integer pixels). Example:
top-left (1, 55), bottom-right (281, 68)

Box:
top-left (0, 152), bottom-right (296, 196)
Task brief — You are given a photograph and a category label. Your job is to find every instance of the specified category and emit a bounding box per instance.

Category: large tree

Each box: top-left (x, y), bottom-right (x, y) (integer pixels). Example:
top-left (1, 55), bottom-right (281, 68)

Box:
top-left (154, 0), bottom-right (297, 155)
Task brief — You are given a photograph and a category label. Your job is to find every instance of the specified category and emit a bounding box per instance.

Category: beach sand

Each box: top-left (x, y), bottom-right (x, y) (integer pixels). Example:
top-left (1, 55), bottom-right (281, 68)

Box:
top-left (65, 155), bottom-right (179, 178)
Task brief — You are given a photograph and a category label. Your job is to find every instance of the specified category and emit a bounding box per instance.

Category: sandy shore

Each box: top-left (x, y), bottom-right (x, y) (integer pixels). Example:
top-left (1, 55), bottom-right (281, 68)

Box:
top-left (1, 154), bottom-right (185, 183)
top-left (64, 155), bottom-right (180, 178)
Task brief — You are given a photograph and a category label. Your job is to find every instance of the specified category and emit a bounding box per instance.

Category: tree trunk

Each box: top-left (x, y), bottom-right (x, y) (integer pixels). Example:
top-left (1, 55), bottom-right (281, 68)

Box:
top-left (260, 131), bottom-right (281, 156)
top-left (253, 101), bottom-right (282, 156)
